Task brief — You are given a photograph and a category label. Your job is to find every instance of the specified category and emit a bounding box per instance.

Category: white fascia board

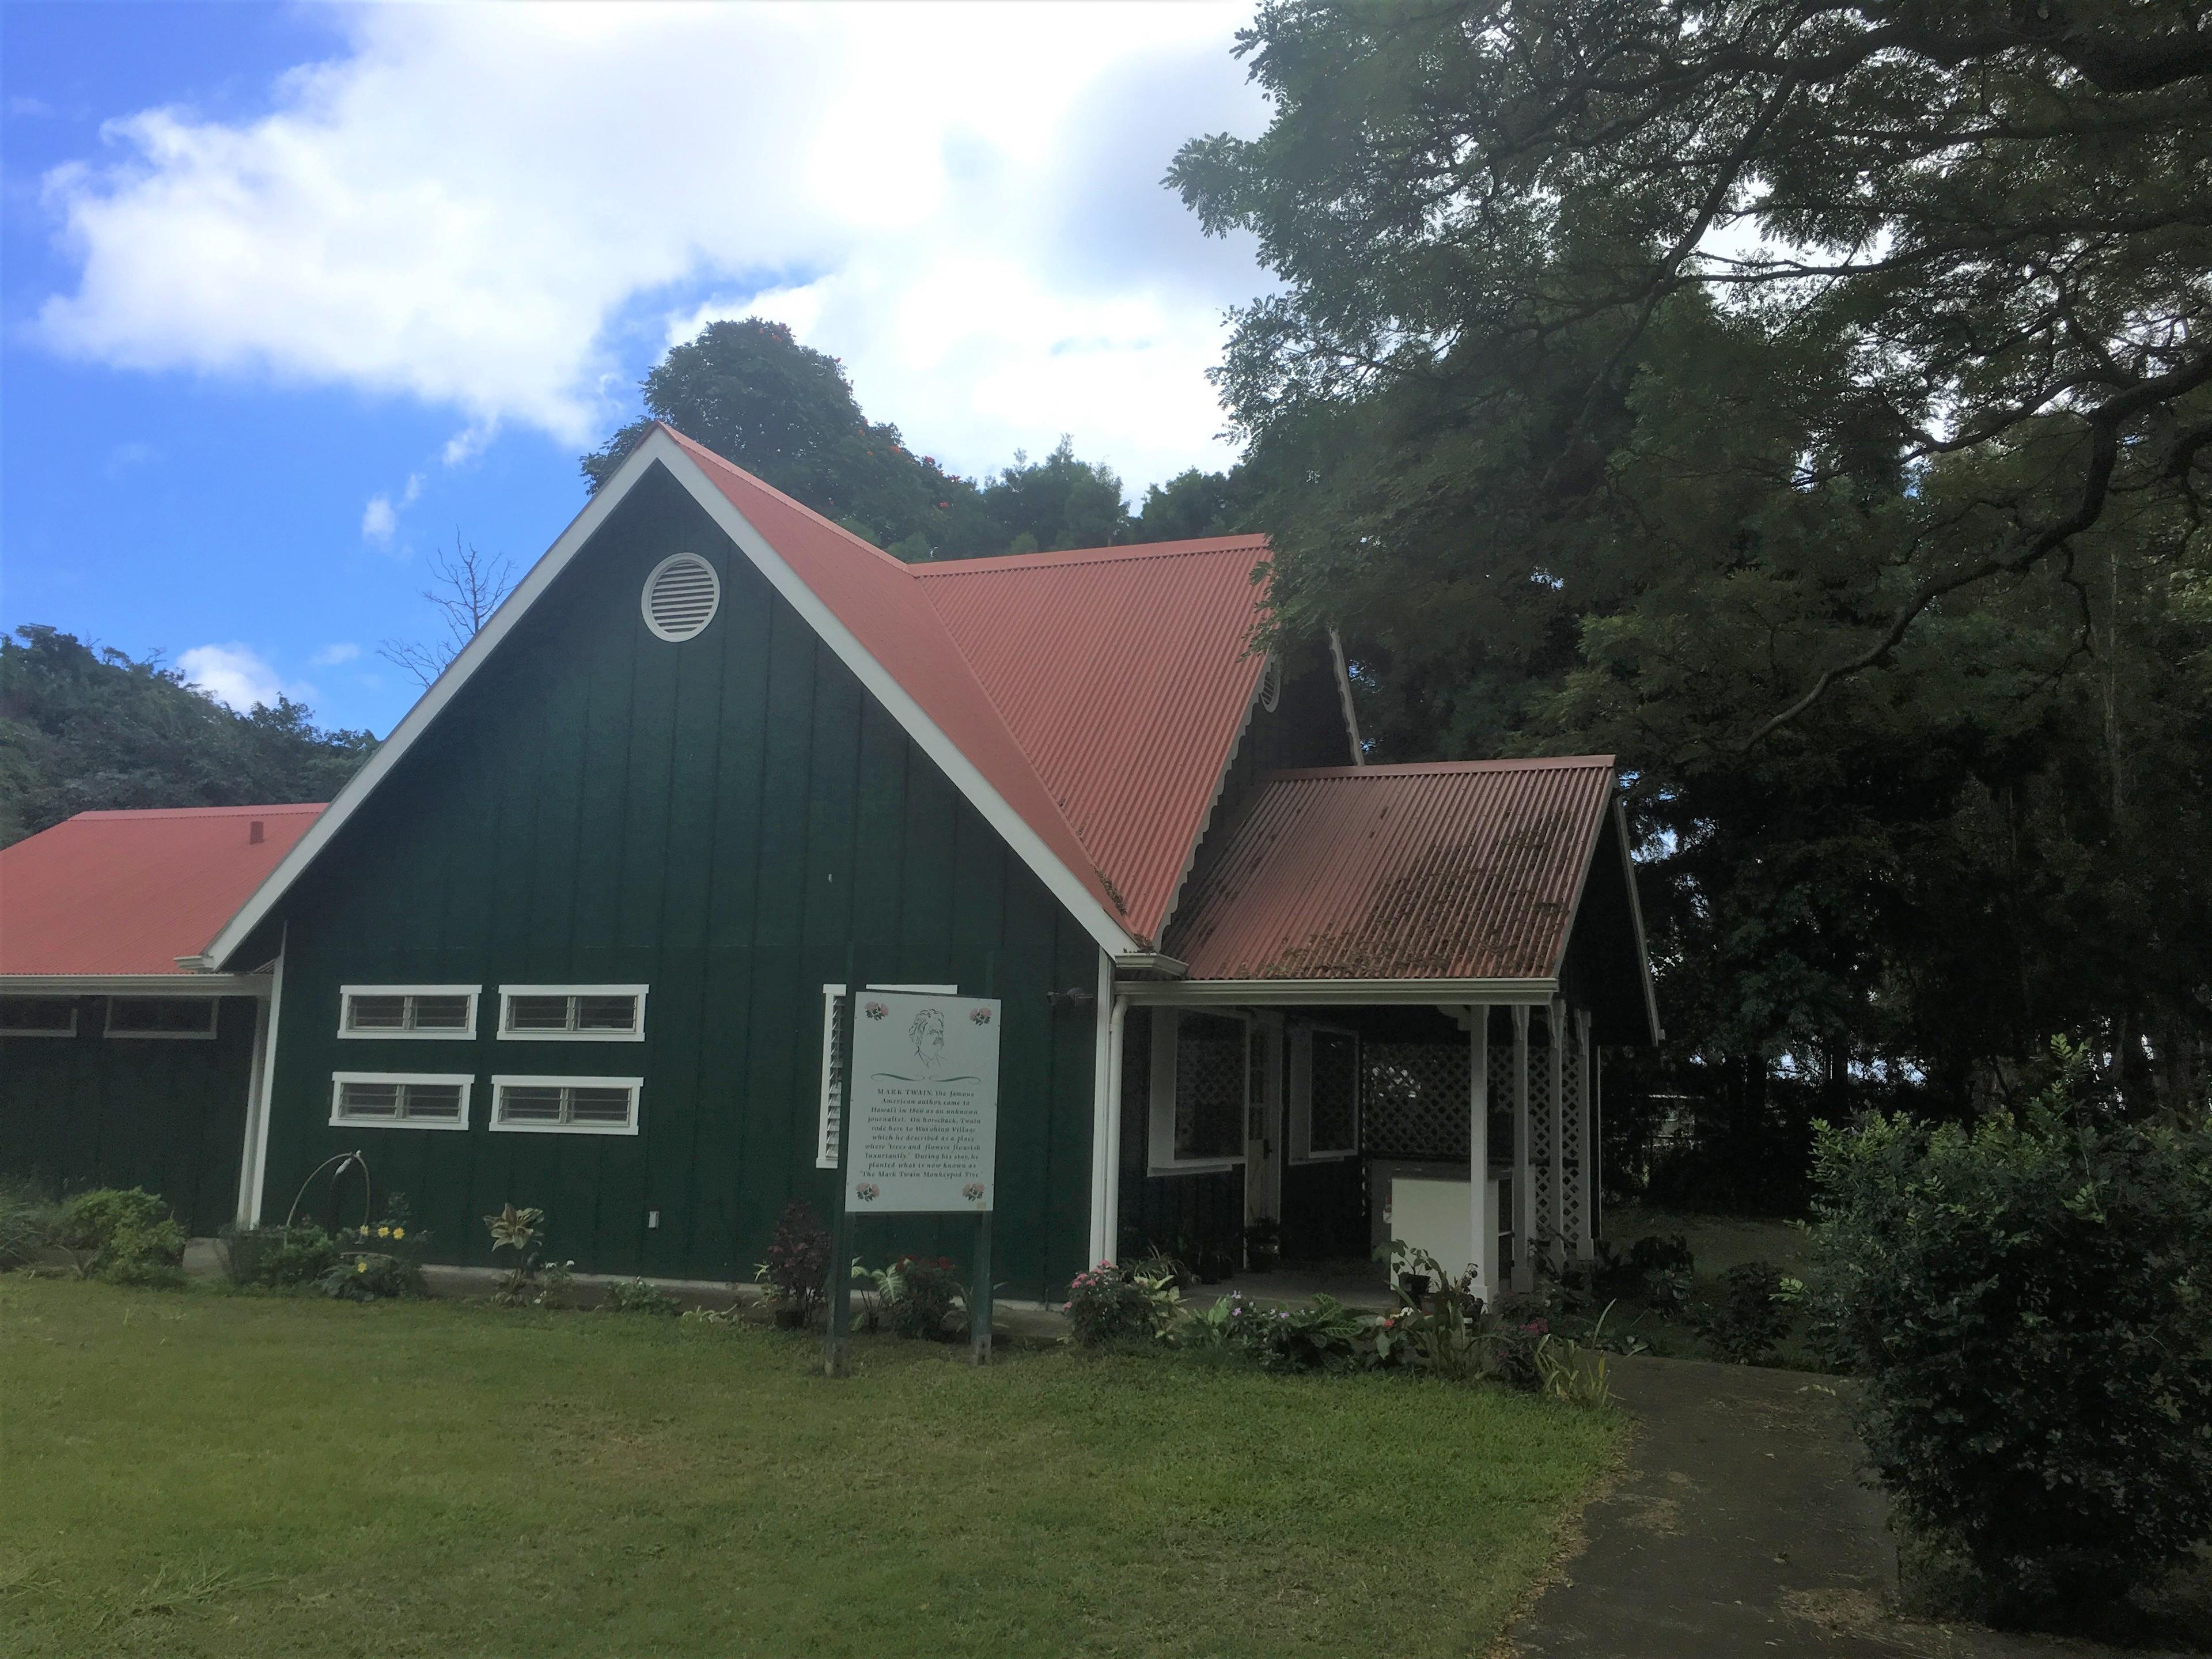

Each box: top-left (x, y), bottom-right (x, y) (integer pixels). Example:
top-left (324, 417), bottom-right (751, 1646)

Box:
top-left (1328, 630), bottom-right (1365, 766)
top-left (1, 972), bottom-right (271, 997)
top-left (1542, 763), bottom-right (1619, 984)
top-left (1615, 797), bottom-right (1666, 1044)
top-left (653, 435), bottom-right (1138, 957)
top-left (202, 436), bottom-right (674, 971)
top-left (1117, 977), bottom-right (1557, 1007)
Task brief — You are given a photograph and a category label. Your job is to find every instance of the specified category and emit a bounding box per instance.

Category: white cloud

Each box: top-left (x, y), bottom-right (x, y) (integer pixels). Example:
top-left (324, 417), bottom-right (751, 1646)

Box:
top-left (180, 643), bottom-right (302, 711)
top-left (30, 3), bottom-right (1269, 490)
top-left (441, 421), bottom-right (497, 468)
top-left (311, 642), bottom-right (362, 666)
top-left (361, 471), bottom-right (423, 543)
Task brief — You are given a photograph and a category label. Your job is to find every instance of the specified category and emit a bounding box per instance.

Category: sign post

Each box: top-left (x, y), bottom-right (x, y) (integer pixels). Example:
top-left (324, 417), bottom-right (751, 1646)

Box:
top-left (824, 987), bottom-right (1002, 1373)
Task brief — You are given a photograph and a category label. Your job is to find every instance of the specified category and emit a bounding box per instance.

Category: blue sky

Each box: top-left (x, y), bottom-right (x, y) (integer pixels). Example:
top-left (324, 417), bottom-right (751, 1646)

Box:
top-left (2, 3), bottom-right (1266, 736)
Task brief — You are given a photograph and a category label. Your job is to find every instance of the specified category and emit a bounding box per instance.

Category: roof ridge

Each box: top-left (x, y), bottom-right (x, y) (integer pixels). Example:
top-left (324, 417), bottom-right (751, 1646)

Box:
top-left (658, 423), bottom-right (920, 579)
top-left (67, 803), bottom-right (330, 821)
top-left (1265, 756), bottom-right (1616, 781)
top-left (913, 536), bottom-right (1269, 577)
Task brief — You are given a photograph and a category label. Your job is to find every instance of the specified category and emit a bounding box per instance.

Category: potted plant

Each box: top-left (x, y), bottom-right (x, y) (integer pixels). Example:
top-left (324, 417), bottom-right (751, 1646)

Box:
top-left (1244, 1217), bottom-right (1281, 1274)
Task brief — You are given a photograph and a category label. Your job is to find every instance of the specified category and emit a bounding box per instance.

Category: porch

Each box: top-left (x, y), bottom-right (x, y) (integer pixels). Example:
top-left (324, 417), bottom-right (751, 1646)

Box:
top-left (1104, 993), bottom-right (1605, 1308)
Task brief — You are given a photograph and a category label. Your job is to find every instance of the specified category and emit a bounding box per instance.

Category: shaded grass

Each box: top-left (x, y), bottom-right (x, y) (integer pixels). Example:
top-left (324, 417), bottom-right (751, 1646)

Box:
top-left (0, 1278), bottom-right (1618, 1658)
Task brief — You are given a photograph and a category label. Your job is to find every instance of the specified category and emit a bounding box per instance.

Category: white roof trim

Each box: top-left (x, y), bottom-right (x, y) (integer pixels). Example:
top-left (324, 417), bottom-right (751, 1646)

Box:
top-left (1116, 976), bottom-right (1559, 1007)
top-left (1, 974), bottom-right (270, 996)
top-left (1613, 797), bottom-right (1665, 1044)
top-left (205, 426), bottom-right (1136, 968)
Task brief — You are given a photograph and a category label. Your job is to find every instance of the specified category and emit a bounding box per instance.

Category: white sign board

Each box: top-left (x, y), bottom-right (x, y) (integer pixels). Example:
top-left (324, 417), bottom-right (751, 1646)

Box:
top-left (845, 990), bottom-right (1000, 1213)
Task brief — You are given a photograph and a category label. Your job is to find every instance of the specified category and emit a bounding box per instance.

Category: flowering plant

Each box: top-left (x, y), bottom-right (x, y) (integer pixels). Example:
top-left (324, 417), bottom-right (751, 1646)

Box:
top-left (1064, 1260), bottom-right (1181, 1347)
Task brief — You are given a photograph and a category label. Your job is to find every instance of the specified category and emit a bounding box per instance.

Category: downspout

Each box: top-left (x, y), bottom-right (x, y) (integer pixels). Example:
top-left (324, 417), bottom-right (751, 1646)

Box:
top-left (1086, 949), bottom-right (1128, 1268)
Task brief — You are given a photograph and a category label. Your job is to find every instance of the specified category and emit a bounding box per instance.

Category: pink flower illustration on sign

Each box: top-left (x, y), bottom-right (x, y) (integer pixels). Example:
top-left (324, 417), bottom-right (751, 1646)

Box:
top-left (862, 1001), bottom-right (887, 1021)
top-left (969, 1006), bottom-right (992, 1025)
top-left (854, 1183), bottom-right (880, 1202)
top-left (963, 1182), bottom-right (984, 1201)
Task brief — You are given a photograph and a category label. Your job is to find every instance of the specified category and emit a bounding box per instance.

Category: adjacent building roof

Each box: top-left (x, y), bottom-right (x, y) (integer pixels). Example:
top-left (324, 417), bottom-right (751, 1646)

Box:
top-left (0, 805), bottom-right (323, 978)
top-left (1165, 759), bottom-right (1620, 983)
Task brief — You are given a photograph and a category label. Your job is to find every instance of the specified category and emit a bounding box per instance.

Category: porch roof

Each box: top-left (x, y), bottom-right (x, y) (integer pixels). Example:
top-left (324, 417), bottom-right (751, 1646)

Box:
top-left (1160, 757), bottom-right (1659, 1041)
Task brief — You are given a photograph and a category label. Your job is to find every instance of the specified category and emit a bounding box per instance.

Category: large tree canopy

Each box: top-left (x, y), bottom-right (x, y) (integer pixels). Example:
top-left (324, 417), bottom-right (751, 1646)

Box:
top-left (1172, 0), bottom-right (2212, 1147)
top-left (582, 318), bottom-right (1246, 558)
top-left (0, 626), bottom-right (376, 848)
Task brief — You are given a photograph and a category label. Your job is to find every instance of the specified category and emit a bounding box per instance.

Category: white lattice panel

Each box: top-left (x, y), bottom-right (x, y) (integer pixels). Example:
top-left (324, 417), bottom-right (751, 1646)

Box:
top-left (1362, 1043), bottom-right (1471, 1160)
top-left (1560, 1033), bottom-right (1585, 1252)
top-left (1528, 1042), bottom-right (1555, 1253)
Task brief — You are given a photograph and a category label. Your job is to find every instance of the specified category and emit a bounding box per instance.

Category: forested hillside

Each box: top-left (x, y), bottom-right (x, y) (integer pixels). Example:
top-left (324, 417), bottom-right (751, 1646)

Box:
top-left (0, 626), bottom-right (376, 848)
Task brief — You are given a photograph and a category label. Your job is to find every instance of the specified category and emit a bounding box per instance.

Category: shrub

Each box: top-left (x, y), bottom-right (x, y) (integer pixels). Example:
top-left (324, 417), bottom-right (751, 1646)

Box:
top-left (218, 1222), bottom-right (340, 1289)
top-left (53, 1188), bottom-right (186, 1286)
top-left (1810, 1049), bottom-right (2212, 1622)
top-left (603, 1277), bottom-right (681, 1316)
top-left (859, 1255), bottom-right (965, 1340)
top-left (319, 1252), bottom-right (419, 1301)
top-left (753, 1200), bottom-right (831, 1328)
top-left (0, 1178), bottom-right (60, 1270)
top-left (484, 1203), bottom-right (569, 1308)
top-left (1065, 1260), bottom-right (1179, 1346)
top-left (1692, 1261), bottom-right (1791, 1364)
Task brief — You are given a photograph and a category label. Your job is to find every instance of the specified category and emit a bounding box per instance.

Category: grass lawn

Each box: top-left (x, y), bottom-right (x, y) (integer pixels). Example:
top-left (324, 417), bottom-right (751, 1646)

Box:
top-left (0, 1278), bottom-right (1619, 1658)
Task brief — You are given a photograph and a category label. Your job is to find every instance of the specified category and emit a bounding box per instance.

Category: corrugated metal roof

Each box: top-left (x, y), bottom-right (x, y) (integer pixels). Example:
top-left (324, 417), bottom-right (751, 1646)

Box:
top-left (916, 537), bottom-right (1269, 941)
top-left (666, 425), bottom-right (1268, 945)
top-left (0, 805), bottom-right (324, 976)
top-left (1165, 759), bottom-right (1618, 981)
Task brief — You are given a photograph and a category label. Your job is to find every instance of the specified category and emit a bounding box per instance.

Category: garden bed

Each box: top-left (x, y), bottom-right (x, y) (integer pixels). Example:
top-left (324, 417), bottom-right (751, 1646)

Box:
top-left (0, 1275), bottom-right (1620, 1658)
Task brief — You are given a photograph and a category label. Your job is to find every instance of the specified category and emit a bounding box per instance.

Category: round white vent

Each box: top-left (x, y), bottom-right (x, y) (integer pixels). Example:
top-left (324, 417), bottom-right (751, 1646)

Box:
top-left (1259, 653), bottom-right (1283, 713)
top-left (641, 552), bottom-right (720, 642)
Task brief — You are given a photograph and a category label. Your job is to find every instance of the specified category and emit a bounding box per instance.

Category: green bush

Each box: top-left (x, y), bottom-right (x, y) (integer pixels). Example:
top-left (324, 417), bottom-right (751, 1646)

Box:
top-left (53, 1188), bottom-right (187, 1286)
top-left (1063, 1260), bottom-right (1180, 1346)
top-left (1810, 1051), bottom-right (2212, 1622)
top-left (1692, 1261), bottom-right (1791, 1365)
top-left (319, 1252), bottom-right (422, 1301)
top-left (218, 1222), bottom-right (341, 1289)
top-left (0, 1178), bottom-right (60, 1270)
top-left (602, 1277), bottom-right (682, 1316)
top-left (858, 1255), bottom-right (966, 1339)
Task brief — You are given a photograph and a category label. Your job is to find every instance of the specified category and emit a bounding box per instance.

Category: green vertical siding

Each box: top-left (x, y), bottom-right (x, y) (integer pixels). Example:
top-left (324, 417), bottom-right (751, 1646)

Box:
top-left (257, 464), bottom-right (1103, 1298)
top-left (0, 996), bottom-right (256, 1234)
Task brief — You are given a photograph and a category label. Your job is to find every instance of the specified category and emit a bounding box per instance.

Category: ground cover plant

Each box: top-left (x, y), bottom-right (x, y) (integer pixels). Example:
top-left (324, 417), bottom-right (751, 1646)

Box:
top-left (51, 1187), bottom-right (186, 1287)
top-left (0, 1276), bottom-right (1618, 1658)
top-left (1810, 1046), bottom-right (2212, 1626)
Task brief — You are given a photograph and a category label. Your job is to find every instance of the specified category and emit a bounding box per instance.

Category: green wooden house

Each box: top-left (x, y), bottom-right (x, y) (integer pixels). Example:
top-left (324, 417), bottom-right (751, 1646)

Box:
top-left (5, 425), bottom-right (1657, 1301)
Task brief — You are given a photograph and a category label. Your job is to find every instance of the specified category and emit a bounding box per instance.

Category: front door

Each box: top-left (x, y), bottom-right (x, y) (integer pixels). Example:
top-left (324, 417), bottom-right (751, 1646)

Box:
top-left (1244, 1013), bottom-right (1283, 1257)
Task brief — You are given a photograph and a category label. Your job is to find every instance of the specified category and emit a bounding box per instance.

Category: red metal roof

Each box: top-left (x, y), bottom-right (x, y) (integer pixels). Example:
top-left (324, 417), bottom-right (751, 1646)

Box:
top-left (0, 805), bottom-right (324, 977)
top-left (1164, 759), bottom-right (1618, 981)
top-left (664, 425), bottom-right (1270, 945)
top-left (915, 537), bottom-right (1269, 940)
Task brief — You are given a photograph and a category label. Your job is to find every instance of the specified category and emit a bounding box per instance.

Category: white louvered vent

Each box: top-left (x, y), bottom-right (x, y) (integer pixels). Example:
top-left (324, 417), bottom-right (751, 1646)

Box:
top-left (1259, 652), bottom-right (1283, 713)
top-left (641, 552), bottom-right (721, 642)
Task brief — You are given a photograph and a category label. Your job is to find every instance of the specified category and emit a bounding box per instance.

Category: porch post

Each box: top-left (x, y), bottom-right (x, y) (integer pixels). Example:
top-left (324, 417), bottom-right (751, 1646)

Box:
top-left (1467, 1005), bottom-right (1496, 1305)
top-left (1511, 1003), bottom-right (1533, 1294)
top-left (1574, 1007), bottom-right (1595, 1260)
top-left (1548, 995), bottom-right (1567, 1275)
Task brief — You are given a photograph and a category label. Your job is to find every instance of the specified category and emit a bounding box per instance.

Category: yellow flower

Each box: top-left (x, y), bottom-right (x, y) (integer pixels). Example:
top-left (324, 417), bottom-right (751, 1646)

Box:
top-left (392, 1227), bottom-right (406, 1240)
top-left (377, 1226), bottom-right (391, 1238)
top-left (355, 1260), bottom-right (368, 1274)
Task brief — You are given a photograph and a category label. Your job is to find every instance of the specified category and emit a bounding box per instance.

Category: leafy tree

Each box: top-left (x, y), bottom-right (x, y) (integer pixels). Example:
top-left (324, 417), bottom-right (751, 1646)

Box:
top-left (981, 438), bottom-right (1133, 552)
top-left (581, 317), bottom-right (1156, 560)
top-left (1171, 1), bottom-right (2212, 1132)
top-left (1134, 467), bottom-right (1255, 541)
top-left (0, 626), bottom-right (374, 847)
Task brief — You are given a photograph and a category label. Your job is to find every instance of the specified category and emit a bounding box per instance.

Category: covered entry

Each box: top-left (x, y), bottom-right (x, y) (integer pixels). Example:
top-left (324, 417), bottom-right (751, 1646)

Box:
top-left (1104, 757), bottom-right (1659, 1304)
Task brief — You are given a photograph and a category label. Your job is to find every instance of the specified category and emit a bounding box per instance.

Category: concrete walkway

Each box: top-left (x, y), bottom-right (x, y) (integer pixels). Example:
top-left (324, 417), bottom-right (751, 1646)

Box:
top-left (1507, 1355), bottom-right (2203, 1659)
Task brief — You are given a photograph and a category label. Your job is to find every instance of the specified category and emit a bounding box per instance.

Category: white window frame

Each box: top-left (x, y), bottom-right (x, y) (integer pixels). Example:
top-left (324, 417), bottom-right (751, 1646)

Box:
top-left (817, 983), bottom-right (956, 1168)
top-left (104, 997), bottom-right (218, 1040)
top-left (490, 1074), bottom-right (643, 1136)
top-left (496, 983), bottom-right (649, 1042)
top-left (1288, 1024), bottom-right (1361, 1164)
top-left (0, 999), bottom-right (79, 1038)
top-left (1147, 1006), bottom-right (1248, 1176)
top-left (337, 984), bottom-right (480, 1040)
top-left (328, 1071), bottom-right (474, 1131)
